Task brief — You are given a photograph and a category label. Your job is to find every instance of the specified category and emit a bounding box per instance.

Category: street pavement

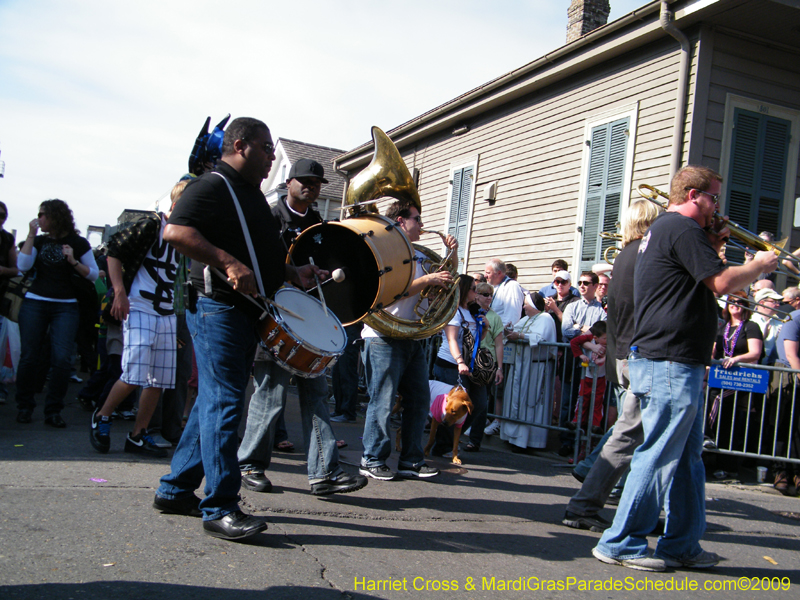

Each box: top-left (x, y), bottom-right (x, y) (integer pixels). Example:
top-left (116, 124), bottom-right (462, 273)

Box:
top-left (0, 378), bottom-right (798, 599)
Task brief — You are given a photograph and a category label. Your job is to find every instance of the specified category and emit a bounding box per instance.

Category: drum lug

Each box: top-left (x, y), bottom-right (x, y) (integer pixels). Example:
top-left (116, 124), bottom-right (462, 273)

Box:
top-left (270, 340), bottom-right (285, 355)
top-left (403, 258), bottom-right (412, 264)
top-left (385, 224), bottom-right (396, 231)
top-left (359, 230), bottom-right (375, 238)
top-left (285, 345), bottom-right (299, 361)
top-left (308, 357), bottom-right (324, 373)
top-left (266, 328), bottom-right (280, 342)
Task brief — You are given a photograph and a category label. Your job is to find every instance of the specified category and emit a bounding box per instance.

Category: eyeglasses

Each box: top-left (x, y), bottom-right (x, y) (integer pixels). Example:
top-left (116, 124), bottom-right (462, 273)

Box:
top-left (686, 187), bottom-right (720, 205)
top-left (477, 292), bottom-right (492, 298)
top-left (577, 280), bottom-right (594, 286)
top-left (554, 279), bottom-right (568, 285)
top-left (403, 215), bottom-right (422, 223)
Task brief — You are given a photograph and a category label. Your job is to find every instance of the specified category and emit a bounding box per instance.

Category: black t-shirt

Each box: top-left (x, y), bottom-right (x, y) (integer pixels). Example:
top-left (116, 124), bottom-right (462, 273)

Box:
top-left (549, 294), bottom-right (579, 344)
top-left (713, 320), bottom-right (763, 361)
top-left (272, 197), bottom-right (322, 251)
top-left (168, 162), bottom-right (286, 313)
top-left (28, 232), bottom-right (92, 300)
top-left (606, 238), bottom-right (640, 385)
top-left (632, 211), bottom-right (725, 365)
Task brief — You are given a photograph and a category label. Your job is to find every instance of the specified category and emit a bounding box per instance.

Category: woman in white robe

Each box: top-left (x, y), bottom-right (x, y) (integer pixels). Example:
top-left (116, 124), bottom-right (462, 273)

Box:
top-left (501, 292), bottom-right (557, 449)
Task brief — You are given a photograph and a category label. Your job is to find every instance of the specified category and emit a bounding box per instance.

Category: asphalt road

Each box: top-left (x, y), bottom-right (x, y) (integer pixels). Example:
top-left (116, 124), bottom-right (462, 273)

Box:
top-left (0, 378), bottom-right (798, 599)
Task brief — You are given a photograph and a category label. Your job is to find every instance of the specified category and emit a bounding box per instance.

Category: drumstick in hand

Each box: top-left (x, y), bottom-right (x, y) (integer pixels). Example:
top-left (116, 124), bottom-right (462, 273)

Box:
top-left (309, 257), bottom-right (328, 318)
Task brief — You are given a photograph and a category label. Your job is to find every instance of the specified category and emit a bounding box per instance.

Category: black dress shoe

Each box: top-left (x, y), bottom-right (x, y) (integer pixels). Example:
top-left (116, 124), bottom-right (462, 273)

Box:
top-left (310, 473), bottom-right (368, 496)
top-left (203, 510), bottom-right (268, 540)
top-left (153, 493), bottom-right (202, 517)
top-left (44, 414), bottom-right (67, 428)
top-left (241, 470), bottom-right (273, 493)
top-left (16, 410), bottom-right (33, 424)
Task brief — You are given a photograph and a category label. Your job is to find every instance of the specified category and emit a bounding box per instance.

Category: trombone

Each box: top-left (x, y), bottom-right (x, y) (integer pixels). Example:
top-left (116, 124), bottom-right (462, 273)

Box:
top-left (717, 293), bottom-right (793, 323)
top-left (636, 184), bottom-right (800, 280)
top-left (600, 230), bottom-right (623, 264)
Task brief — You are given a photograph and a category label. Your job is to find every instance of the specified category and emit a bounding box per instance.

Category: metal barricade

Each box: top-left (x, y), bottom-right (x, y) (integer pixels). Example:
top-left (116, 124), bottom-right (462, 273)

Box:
top-left (703, 361), bottom-right (799, 466)
top-left (487, 340), bottom-right (609, 463)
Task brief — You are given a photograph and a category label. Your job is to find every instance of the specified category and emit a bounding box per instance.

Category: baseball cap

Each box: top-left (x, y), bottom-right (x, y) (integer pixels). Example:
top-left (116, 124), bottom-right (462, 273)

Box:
top-left (288, 159), bottom-right (328, 183)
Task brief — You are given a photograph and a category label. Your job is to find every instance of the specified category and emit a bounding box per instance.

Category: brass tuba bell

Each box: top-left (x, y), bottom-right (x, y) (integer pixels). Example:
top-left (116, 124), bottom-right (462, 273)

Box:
top-left (346, 127), bottom-right (460, 339)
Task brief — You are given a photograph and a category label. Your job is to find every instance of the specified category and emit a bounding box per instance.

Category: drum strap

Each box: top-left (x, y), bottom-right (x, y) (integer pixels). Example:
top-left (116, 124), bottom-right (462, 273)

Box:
top-left (211, 172), bottom-right (267, 297)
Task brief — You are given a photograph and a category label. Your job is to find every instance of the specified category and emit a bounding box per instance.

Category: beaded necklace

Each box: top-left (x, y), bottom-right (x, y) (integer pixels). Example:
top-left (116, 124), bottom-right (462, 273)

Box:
top-left (723, 320), bottom-right (744, 357)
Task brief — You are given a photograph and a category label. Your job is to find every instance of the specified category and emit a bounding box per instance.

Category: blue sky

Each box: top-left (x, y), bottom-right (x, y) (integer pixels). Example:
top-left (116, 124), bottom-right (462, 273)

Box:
top-left (0, 0), bottom-right (645, 241)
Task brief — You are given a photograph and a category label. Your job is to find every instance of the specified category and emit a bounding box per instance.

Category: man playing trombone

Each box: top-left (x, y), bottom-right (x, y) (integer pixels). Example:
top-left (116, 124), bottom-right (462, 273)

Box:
top-left (593, 165), bottom-right (778, 571)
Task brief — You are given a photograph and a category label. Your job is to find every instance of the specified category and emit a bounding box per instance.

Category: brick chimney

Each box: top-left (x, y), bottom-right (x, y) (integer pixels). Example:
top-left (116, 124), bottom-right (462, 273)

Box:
top-left (567, 0), bottom-right (611, 43)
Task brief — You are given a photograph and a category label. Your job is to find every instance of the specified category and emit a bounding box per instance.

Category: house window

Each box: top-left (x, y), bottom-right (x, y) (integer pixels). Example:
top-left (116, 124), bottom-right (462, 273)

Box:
top-left (726, 108), bottom-right (791, 254)
top-left (579, 117), bottom-right (629, 273)
top-left (445, 163), bottom-right (476, 273)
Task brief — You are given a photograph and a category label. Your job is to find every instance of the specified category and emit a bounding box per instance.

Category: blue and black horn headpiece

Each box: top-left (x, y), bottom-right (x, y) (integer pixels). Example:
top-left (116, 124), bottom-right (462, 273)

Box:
top-left (188, 114), bottom-right (230, 176)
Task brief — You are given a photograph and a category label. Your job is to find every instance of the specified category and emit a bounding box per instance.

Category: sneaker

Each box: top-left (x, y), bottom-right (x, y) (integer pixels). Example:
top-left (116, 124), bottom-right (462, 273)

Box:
top-left (571, 469), bottom-right (586, 484)
top-left (592, 547), bottom-right (666, 572)
top-left (69, 374), bottom-right (83, 383)
top-left (146, 432), bottom-right (173, 448)
top-left (90, 409), bottom-right (112, 454)
top-left (359, 464), bottom-right (396, 481)
top-left (483, 420), bottom-right (501, 436)
top-left (562, 510), bottom-right (611, 532)
top-left (658, 550), bottom-right (721, 569)
top-left (397, 463), bottom-right (439, 479)
top-left (310, 472), bottom-right (368, 496)
top-left (330, 414), bottom-right (356, 423)
top-left (703, 436), bottom-right (717, 450)
top-left (124, 432), bottom-right (168, 457)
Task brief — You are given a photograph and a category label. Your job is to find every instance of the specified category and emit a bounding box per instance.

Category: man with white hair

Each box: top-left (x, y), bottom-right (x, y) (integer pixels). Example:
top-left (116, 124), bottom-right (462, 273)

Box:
top-left (483, 258), bottom-right (525, 327)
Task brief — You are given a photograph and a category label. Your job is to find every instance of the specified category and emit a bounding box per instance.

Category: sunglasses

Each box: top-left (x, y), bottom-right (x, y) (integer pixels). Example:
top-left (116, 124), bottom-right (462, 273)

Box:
top-left (404, 215), bottom-right (422, 223)
top-left (477, 292), bottom-right (492, 298)
top-left (577, 280), bottom-right (594, 286)
top-left (554, 279), bottom-right (568, 285)
top-left (685, 187), bottom-right (720, 205)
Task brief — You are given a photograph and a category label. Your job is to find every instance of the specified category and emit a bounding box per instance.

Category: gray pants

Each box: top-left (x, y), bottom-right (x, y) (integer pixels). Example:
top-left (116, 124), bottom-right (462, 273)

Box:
top-left (566, 359), bottom-right (643, 516)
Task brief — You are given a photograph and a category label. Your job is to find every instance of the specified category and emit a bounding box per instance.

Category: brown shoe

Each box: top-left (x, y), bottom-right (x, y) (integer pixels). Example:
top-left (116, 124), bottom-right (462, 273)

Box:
top-left (774, 471), bottom-right (789, 494)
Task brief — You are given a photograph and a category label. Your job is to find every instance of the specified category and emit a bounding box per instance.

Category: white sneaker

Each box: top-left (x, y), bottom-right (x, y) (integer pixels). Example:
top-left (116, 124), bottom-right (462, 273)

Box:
top-left (146, 432), bottom-right (173, 449)
top-left (484, 420), bottom-right (501, 436)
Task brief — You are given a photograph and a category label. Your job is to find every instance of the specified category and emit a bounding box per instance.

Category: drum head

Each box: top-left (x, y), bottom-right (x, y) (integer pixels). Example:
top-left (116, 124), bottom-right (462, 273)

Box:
top-left (274, 288), bottom-right (346, 354)
top-left (289, 223), bottom-right (384, 324)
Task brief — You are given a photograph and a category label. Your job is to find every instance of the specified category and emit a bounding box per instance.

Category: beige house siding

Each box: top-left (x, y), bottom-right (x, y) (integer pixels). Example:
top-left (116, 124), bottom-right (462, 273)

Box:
top-left (702, 31), bottom-right (800, 247)
top-left (399, 36), bottom-right (693, 292)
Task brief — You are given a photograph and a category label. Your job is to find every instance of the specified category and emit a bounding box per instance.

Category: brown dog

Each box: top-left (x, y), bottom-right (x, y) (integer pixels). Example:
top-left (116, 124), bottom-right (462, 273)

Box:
top-left (423, 383), bottom-right (473, 465)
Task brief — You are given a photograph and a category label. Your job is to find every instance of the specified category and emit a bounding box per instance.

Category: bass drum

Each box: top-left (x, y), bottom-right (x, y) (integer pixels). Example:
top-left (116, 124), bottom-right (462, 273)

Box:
top-left (288, 214), bottom-right (415, 325)
top-left (257, 287), bottom-right (347, 378)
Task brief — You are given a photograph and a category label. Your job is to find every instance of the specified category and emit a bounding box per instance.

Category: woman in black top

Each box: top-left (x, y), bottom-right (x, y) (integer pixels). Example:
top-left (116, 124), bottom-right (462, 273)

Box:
top-left (15, 199), bottom-right (98, 427)
top-left (707, 290), bottom-right (763, 461)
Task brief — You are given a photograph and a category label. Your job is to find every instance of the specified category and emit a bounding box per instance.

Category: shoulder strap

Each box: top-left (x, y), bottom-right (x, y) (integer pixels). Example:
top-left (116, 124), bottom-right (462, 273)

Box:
top-left (212, 172), bottom-right (266, 297)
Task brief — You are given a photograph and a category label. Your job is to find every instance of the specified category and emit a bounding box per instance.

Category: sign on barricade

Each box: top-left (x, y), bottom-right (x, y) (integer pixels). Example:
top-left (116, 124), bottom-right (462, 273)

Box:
top-left (707, 365), bottom-right (769, 394)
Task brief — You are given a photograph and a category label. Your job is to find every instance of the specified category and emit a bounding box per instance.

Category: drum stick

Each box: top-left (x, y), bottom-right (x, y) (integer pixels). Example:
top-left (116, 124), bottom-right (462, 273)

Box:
top-left (308, 257), bottom-right (329, 318)
top-left (209, 266), bottom-right (304, 321)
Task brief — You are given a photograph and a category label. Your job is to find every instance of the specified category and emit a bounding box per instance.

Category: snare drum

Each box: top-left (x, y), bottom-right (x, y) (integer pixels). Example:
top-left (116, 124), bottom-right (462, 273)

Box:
top-left (288, 214), bottom-right (414, 325)
top-left (257, 287), bottom-right (347, 378)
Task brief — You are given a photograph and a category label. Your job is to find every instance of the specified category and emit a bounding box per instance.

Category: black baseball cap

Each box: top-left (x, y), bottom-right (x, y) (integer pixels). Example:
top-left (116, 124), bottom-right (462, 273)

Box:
top-left (287, 159), bottom-right (328, 183)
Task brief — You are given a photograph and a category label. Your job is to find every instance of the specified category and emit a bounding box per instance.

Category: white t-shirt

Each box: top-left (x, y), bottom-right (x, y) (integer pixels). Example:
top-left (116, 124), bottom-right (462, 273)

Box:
top-left (437, 307), bottom-right (476, 365)
top-left (362, 249), bottom-right (428, 338)
top-left (129, 215), bottom-right (179, 316)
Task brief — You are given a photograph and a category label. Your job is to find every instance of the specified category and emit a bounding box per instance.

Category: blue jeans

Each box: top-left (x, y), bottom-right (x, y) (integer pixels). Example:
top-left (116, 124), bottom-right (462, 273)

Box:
top-left (15, 298), bottom-right (80, 416)
top-left (238, 359), bottom-right (342, 483)
top-left (157, 297), bottom-right (258, 521)
top-left (331, 324), bottom-right (362, 420)
top-left (360, 337), bottom-right (429, 469)
top-left (432, 363), bottom-right (489, 450)
top-left (596, 356), bottom-right (706, 562)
